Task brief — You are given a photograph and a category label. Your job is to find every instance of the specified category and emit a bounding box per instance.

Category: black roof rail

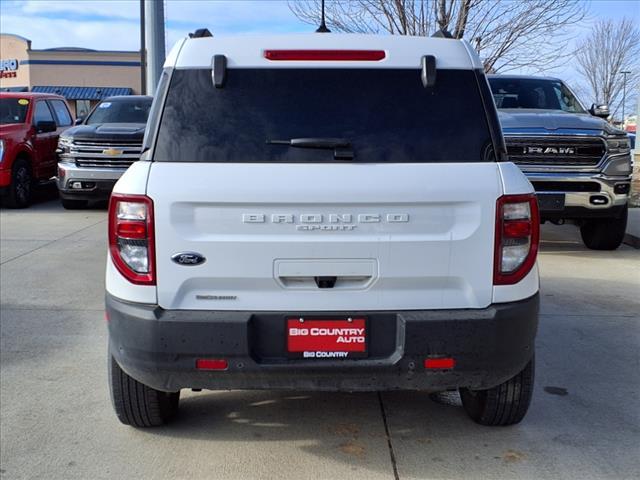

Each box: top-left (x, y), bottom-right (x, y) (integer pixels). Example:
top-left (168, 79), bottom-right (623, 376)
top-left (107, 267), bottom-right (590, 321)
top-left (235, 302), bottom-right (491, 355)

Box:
top-left (432, 29), bottom-right (454, 39)
top-left (189, 28), bottom-right (213, 38)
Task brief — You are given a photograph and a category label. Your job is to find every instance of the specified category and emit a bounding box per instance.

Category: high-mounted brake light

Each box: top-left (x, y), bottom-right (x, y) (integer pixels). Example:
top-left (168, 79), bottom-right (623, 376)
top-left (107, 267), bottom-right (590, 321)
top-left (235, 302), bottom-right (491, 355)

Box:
top-left (108, 193), bottom-right (155, 285)
top-left (494, 194), bottom-right (540, 285)
top-left (263, 50), bottom-right (386, 61)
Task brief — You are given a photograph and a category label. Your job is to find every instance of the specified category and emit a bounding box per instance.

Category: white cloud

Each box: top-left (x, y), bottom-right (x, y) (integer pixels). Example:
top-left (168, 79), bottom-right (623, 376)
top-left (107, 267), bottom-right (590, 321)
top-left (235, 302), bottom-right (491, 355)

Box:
top-left (1, 0), bottom-right (309, 51)
top-left (1, 13), bottom-right (176, 51)
top-left (20, 0), bottom-right (140, 20)
top-left (164, 0), bottom-right (304, 26)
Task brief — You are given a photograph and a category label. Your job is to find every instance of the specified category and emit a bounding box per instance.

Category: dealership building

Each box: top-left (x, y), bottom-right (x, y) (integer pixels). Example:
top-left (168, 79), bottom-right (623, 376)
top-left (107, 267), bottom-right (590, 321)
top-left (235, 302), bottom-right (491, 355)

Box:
top-left (0, 33), bottom-right (142, 117)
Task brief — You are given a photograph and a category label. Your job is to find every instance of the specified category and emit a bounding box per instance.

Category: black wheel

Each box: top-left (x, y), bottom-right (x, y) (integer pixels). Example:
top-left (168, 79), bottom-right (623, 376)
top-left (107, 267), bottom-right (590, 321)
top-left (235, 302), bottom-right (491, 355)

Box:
top-left (61, 198), bottom-right (88, 210)
top-left (6, 158), bottom-right (32, 208)
top-left (580, 206), bottom-right (628, 250)
top-left (109, 353), bottom-right (180, 427)
top-left (460, 356), bottom-right (534, 426)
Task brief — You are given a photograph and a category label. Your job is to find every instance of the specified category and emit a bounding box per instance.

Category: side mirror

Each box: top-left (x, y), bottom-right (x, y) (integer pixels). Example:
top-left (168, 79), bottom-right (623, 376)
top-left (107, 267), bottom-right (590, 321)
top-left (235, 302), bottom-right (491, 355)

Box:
top-left (589, 103), bottom-right (610, 119)
top-left (74, 117), bottom-right (84, 125)
top-left (36, 120), bottom-right (57, 133)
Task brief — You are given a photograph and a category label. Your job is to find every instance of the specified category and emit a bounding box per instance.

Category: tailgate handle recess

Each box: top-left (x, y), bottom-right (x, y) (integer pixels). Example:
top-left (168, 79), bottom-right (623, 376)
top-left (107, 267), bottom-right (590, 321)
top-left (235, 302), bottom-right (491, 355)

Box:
top-left (314, 276), bottom-right (337, 289)
top-left (275, 259), bottom-right (377, 290)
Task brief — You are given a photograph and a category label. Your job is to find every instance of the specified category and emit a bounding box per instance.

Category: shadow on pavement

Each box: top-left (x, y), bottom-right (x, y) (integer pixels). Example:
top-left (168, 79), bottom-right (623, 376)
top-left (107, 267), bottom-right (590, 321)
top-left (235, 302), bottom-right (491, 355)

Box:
top-left (135, 299), bottom-right (638, 477)
top-left (0, 185), bottom-right (108, 211)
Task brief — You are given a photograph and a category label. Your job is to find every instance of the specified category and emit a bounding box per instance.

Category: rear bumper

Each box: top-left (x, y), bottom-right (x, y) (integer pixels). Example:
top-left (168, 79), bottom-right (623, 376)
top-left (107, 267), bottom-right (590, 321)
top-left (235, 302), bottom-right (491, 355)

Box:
top-left (107, 293), bottom-right (539, 393)
top-left (57, 162), bottom-right (124, 201)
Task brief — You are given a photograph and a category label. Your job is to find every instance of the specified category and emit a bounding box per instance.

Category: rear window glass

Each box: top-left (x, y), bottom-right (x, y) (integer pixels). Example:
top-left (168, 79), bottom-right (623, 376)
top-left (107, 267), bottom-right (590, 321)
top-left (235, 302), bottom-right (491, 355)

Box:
top-left (154, 69), bottom-right (494, 163)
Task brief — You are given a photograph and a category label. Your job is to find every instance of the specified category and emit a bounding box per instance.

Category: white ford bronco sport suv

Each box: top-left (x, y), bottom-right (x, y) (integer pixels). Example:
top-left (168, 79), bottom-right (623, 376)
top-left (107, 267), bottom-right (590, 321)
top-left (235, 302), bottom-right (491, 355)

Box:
top-left (106, 31), bottom-right (540, 428)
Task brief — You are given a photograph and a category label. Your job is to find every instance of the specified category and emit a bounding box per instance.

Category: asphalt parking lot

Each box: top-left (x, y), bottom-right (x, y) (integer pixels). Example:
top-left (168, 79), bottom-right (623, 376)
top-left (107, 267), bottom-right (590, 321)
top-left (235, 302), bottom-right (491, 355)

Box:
top-left (1, 191), bottom-right (639, 480)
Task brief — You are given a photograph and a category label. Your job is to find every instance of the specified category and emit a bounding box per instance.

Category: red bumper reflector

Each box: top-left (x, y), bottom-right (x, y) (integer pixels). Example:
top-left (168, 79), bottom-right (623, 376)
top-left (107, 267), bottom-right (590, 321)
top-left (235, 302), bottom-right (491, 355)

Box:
top-left (264, 49), bottom-right (386, 61)
top-left (196, 359), bottom-right (228, 371)
top-left (424, 357), bottom-right (456, 370)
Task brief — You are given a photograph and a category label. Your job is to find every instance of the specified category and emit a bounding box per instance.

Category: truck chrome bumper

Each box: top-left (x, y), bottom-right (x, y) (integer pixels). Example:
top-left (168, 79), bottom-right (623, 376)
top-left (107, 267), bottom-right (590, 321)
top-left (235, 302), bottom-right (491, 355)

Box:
top-left (525, 171), bottom-right (631, 213)
top-left (57, 162), bottom-right (126, 200)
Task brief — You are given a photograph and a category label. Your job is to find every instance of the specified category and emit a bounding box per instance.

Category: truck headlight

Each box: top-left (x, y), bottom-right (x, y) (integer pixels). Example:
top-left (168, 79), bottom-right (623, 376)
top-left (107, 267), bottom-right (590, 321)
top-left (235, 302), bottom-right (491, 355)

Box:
top-left (606, 136), bottom-right (631, 155)
top-left (0, 139), bottom-right (4, 163)
top-left (57, 137), bottom-right (73, 161)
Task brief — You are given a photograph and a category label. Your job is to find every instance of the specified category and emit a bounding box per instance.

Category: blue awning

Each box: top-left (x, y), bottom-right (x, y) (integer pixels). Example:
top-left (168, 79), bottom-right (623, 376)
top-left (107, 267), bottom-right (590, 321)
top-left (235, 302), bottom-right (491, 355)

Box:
top-left (31, 86), bottom-right (132, 100)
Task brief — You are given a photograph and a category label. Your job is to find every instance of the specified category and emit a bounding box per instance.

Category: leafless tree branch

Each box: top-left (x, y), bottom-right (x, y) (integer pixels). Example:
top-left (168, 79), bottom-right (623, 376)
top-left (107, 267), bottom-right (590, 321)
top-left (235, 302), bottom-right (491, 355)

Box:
top-left (575, 17), bottom-right (640, 121)
top-left (288, 0), bottom-right (586, 73)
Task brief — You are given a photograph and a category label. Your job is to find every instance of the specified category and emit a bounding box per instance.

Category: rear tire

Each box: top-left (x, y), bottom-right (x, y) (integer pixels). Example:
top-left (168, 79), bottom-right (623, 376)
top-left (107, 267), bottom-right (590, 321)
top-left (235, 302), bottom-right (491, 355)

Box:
top-left (61, 198), bottom-right (88, 210)
top-left (109, 353), bottom-right (180, 427)
top-left (460, 356), bottom-right (534, 426)
top-left (6, 159), bottom-right (32, 208)
top-left (580, 206), bottom-right (628, 250)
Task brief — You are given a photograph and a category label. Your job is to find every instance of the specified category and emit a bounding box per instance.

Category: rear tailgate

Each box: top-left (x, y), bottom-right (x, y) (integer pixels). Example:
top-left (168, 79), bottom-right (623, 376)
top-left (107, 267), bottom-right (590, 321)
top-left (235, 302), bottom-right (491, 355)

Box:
top-left (147, 162), bottom-right (502, 311)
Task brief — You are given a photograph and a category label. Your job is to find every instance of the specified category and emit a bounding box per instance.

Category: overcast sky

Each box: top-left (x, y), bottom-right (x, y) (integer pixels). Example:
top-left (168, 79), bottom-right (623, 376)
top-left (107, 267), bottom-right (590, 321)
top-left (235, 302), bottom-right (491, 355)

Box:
top-left (1, 0), bottom-right (638, 89)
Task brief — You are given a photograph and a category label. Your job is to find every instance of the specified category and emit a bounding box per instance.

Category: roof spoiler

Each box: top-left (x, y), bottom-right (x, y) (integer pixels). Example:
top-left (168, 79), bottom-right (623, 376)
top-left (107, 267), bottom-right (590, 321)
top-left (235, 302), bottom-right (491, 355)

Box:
top-left (211, 55), bottom-right (227, 88)
top-left (421, 55), bottom-right (436, 88)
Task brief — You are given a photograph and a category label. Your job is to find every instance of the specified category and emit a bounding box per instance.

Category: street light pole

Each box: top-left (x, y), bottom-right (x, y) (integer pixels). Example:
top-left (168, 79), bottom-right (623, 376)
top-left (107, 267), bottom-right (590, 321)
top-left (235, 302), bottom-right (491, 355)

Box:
top-left (145, 0), bottom-right (166, 94)
top-left (621, 70), bottom-right (631, 125)
top-left (139, 0), bottom-right (146, 95)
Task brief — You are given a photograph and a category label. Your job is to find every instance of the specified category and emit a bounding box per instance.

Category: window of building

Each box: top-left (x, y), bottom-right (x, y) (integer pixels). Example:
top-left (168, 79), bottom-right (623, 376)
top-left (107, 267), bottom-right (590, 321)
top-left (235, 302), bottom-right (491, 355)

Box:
top-left (49, 100), bottom-right (72, 126)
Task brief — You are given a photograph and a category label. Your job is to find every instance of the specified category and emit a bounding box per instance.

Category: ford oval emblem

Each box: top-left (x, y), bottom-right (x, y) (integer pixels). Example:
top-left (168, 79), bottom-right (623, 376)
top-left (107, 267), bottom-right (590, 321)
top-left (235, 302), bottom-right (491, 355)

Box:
top-left (171, 252), bottom-right (206, 266)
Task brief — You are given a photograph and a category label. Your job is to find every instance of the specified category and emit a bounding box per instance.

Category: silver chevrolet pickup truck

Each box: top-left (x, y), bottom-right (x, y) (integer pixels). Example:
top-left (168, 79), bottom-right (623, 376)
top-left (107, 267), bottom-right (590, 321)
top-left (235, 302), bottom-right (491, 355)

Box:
top-left (489, 75), bottom-right (632, 250)
top-left (56, 95), bottom-right (152, 209)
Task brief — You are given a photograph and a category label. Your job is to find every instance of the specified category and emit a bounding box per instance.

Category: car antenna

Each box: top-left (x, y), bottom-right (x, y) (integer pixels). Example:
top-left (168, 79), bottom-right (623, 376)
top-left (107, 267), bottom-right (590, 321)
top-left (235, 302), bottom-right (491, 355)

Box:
top-left (315, 0), bottom-right (331, 33)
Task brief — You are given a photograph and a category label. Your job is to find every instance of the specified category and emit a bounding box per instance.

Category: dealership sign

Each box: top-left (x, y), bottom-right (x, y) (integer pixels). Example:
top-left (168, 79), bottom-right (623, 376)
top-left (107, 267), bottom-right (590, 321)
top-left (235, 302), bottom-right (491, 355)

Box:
top-left (0, 59), bottom-right (19, 79)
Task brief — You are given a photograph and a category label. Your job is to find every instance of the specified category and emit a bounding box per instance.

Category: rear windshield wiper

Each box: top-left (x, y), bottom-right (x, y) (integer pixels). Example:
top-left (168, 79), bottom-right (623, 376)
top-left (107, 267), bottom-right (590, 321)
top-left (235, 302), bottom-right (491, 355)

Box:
top-left (266, 137), bottom-right (354, 160)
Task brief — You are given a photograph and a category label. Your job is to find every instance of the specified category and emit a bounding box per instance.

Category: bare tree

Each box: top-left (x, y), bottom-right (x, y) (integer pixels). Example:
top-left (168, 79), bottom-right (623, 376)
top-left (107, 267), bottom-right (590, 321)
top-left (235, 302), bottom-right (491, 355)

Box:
top-left (289, 0), bottom-right (585, 73)
top-left (575, 18), bottom-right (640, 121)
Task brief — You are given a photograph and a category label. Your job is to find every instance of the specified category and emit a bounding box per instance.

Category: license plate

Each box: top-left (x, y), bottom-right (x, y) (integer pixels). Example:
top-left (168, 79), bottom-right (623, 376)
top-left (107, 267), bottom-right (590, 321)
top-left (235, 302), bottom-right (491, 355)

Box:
top-left (286, 317), bottom-right (367, 359)
top-left (536, 193), bottom-right (565, 211)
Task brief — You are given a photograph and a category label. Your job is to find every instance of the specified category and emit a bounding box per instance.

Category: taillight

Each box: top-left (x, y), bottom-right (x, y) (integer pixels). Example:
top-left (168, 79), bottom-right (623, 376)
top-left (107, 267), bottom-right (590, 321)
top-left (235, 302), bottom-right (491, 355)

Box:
top-left (494, 194), bottom-right (539, 285)
top-left (263, 50), bottom-right (386, 61)
top-left (108, 193), bottom-right (155, 285)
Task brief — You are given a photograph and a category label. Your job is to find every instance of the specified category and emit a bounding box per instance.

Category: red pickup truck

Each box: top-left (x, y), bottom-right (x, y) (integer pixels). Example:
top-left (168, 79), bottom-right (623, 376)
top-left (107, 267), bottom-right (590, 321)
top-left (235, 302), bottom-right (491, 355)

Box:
top-left (0, 92), bottom-right (74, 208)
